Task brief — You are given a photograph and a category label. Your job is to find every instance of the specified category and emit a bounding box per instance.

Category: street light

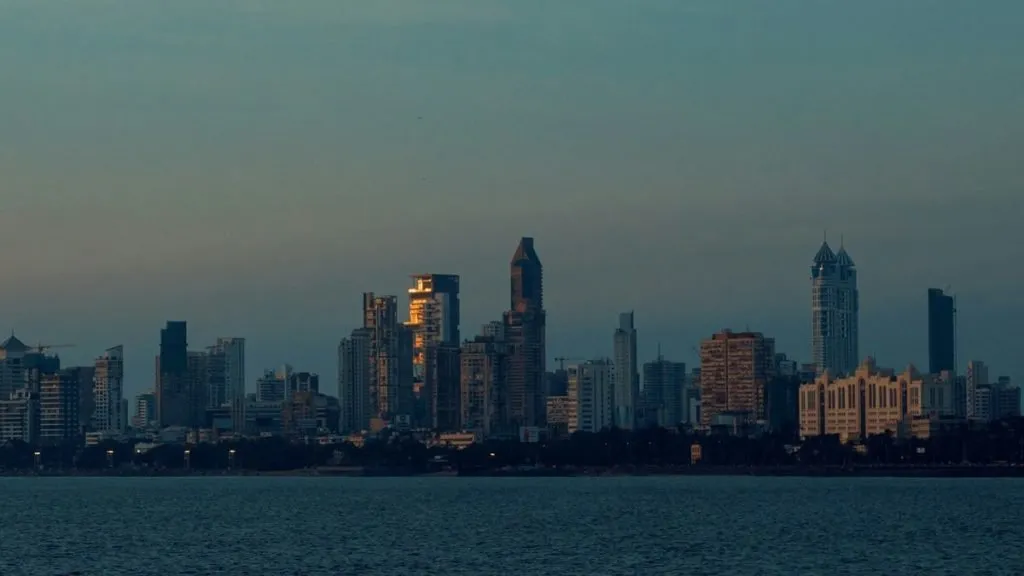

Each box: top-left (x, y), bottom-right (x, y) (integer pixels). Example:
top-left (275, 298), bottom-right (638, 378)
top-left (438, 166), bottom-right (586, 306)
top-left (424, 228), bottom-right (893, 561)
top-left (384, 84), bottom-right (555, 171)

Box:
top-left (106, 449), bottom-right (114, 468)
top-left (184, 449), bottom-right (191, 470)
top-left (228, 448), bottom-right (236, 470)
top-left (33, 451), bottom-right (41, 469)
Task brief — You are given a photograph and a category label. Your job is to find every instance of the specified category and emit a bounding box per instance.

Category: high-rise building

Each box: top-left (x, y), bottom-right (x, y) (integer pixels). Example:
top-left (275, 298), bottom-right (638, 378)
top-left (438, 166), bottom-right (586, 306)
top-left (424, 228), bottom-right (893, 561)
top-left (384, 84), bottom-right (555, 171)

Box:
top-left (811, 240), bottom-right (859, 377)
top-left (156, 321), bottom-right (188, 428)
top-left (460, 336), bottom-right (507, 436)
top-left (699, 330), bottom-right (776, 428)
top-left (503, 237), bottom-right (546, 429)
top-left (256, 368), bottom-right (287, 403)
top-left (966, 360), bottom-right (988, 419)
top-left (92, 345), bottom-right (124, 433)
top-left (927, 289), bottom-right (956, 375)
top-left (567, 360), bottom-right (614, 433)
top-left (642, 355), bottom-right (687, 428)
top-left (338, 328), bottom-right (372, 433)
top-left (406, 274), bottom-right (461, 430)
top-left (133, 392), bottom-right (156, 429)
top-left (39, 370), bottom-right (82, 443)
top-left (612, 312), bottom-right (639, 429)
top-left (0, 389), bottom-right (39, 443)
top-left (364, 293), bottom-right (414, 425)
top-left (287, 372), bottom-right (319, 396)
top-left (206, 338), bottom-right (246, 407)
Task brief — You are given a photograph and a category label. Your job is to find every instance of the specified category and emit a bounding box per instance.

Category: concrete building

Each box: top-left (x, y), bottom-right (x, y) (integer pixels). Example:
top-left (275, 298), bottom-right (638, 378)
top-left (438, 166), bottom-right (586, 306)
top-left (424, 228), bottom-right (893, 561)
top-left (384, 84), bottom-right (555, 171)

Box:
top-left (811, 240), bottom-right (859, 377)
top-left (407, 274), bottom-right (461, 430)
top-left (642, 354), bottom-right (687, 428)
top-left (545, 395), bottom-right (573, 437)
top-left (503, 237), bottom-right (546, 429)
top-left (133, 392), bottom-right (156, 429)
top-left (92, 345), bottom-right (124, 433)
top-left (799, 358), bottom-right (957, 443)
top-left (0, 389), bottom-right (39, 443)
top-left (206, 338), bottom-right (246, 407)
top-left (460, 337), bottom-right (506, 437)
top-left (39, 370), bottom-right (82, 443)
top-left (699, 330), bottom-right (776, 429)
top-left (612, 312), bottom-right (639, 429)
top-left (965, 360), bottom-right (988, 419)
top-left (156, 321), bottom-right (189, 428)
top-left (338, 329), bottom-right (372, 434)
top-left (287, 371), bottom-right (320, 397)
top-left (363, 293), bottom-right (415, 426)
top-left (974, 377), bottom-right (1021, 422)
top-left (567, 360), bottom-right (613, 433)
top-left (927, 289), bottom-right (956, 375)
top-left (282, 392), bottom-right (340, 437)
top-left (256, 368), bottom-right (286, 403)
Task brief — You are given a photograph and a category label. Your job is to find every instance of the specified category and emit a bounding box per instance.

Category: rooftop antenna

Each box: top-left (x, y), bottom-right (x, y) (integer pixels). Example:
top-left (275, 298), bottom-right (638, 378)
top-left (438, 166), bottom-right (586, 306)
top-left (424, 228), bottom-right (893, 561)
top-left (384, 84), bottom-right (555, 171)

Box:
top-left (840, 234), bottom-right (844, 249)
top-left (823, 230), bottom-right (827, 243)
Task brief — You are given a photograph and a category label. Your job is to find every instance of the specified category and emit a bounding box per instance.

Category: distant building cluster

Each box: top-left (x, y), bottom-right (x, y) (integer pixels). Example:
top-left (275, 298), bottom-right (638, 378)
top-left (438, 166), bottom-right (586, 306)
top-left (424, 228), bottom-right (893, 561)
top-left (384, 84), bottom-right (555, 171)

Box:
top-left (0, 237), bottom-right (1017, 450)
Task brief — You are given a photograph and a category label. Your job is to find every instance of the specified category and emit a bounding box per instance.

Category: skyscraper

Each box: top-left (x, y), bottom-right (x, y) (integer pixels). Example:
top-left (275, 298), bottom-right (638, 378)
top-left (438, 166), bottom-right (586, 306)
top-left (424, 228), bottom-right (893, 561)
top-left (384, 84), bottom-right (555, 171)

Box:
top-left (612, 312), bottom-right (639, 429)
top-left (927, 288), bottom-right (955, 375)
top-left (503, 237), bottom-right (546, 429)
top-left (567, 360), bottom-right (614, 433)
top-left (407, 274), bottom-right (461, 430)
top-left (156, 321), bottom-right (188, 427)
top-left (642, 354), bottom-right (687, 428)
top-left (338, 328), bottom-right (372, 433)
top-left (966, 360), bottom-right (988, 419)
top-left (207, 338), bottom-right (246, 406)
top-left (699, 330), bottom-right (776, 428)
top-left (363, 293), bottom-right (414, 426)
top-left (811, 240), bottom-right (859, 377)
top-left (92, 345), bottom-right (124, 433)
top-left (460, 336), bottom-right (506, 436)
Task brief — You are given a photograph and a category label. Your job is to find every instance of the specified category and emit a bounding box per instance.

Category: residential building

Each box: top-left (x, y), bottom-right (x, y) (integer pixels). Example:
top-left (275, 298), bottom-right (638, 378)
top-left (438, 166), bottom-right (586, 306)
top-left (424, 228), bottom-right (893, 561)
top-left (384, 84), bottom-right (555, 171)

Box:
top-left (363, 293), bottom-right (415, 425)
top-left (545, 395), bottom-right (573, 437)
top-left (811, 240), bottom-right (859, 377)
top-left (282, 392), bottom-right (340, 437)
top-left (460, 336), bottom-right (506, 437)
top-left (338, 329), bottom-right (372, 434)
top-left (612, 312), bottom-right (639, 429)
top-left (965, 360), bottom-right (988, 419)
top-left (798, 358), bottom-right (957, 443)
top-left (503, 237), bottom-right (546, 428)
top-left (256, 369), bottom-right (286, 403)
top-left (156, 321), bottom-right (189, 428)
top-left (406, 274), bottom-right (461, 429)
top-left (974, 377), bottom-right (1021, 422)
top-left (927, 289), bottom-right (956, 374)
top-left (699, 330), bottom-right (776, 428)
top-left (92, 345), bottom-right (124, 433)
top-left (287, 371), bottom-right (320, 397)
top-left (134, 392), bottom-right (156, 429)
top-left (567, 360), bottom-right (613, 433)
top-left (642, 354), bottom-right (687, 428)
top-left (0, 389), bottom-right (39, 443)
top-left (39, 370), bottom-right (82, 443)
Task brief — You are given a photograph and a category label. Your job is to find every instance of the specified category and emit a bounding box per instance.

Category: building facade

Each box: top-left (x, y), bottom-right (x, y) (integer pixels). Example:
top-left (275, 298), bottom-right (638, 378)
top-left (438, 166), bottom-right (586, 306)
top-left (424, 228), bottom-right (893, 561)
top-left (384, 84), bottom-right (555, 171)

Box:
top-left (407, 274), bottom-right (461, 429)
top-left (338, 329), bottom-right (372, 434)
top-left (363, 293), bottom-right (414, 425)
top-left (156, 321), bottom-right (189, 428)
top-left (612, 312), bottom-right (639, 429)
top-left (811, 240), bottom-right (859, 377)
top-left (799, 358), bottom-right (957, 443)
top-left (699, 330), bottom-right (776, 428)
top-left (92, 345), bottom-right (124, 433)
top-left (965, 360), bottom-right (988, 419)
top-left (927, 288), bottom-right (955, 375)
top-left (504, 237), bottom-right (546, 429)
top-left (567, 360), bottom-right (613, 433)
top-left (460, 337), bottom-right (507, 437)
top-left (642, 356), bottom-right (687, 428)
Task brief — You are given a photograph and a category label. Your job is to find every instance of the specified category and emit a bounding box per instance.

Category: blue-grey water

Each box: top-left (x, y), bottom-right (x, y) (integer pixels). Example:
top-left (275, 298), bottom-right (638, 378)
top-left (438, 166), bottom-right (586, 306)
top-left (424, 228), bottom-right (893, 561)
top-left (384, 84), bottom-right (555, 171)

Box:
top-left (1, 476), bottom-right (1022, 575)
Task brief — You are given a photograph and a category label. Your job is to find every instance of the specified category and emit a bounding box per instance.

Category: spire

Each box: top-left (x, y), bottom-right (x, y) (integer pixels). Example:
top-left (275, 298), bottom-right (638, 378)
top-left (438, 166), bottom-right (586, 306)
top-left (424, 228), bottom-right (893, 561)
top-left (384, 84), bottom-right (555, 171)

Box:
top-left (836, 237), bottom-right (855, 267)
top-left (813, 240), bottom-right (836, 264)
top-left (511, 237), bottom-right (541, 266)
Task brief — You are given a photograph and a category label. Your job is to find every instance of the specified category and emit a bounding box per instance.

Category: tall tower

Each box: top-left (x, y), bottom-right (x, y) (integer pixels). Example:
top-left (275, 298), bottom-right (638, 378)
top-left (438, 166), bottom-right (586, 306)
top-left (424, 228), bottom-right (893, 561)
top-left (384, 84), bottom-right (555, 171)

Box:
top-left (503, 237), bottom-right (546, 430)
top-left (92, 345), bottom-right (124, 433)
top-left (612, 312), bottom-right (638, 429)
top-left (363, 293), bottom-right (414, 426)
top-left (811, 239), bottom-right (859, 377)
top-left (156, 321), bottom-right (189, 427)
top-left (699, 330), bottom-right (776, 428)
top-left (407, 274), bottom-right (461, 430)
top-left (927, 289), bottom-right (955, 374)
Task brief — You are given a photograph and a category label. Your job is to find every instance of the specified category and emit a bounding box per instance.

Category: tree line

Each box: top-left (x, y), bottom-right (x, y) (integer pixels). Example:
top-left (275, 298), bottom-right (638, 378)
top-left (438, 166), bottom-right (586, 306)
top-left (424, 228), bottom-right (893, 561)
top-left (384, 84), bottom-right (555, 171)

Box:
top-left (3, 418), bottom-right (1024, 472)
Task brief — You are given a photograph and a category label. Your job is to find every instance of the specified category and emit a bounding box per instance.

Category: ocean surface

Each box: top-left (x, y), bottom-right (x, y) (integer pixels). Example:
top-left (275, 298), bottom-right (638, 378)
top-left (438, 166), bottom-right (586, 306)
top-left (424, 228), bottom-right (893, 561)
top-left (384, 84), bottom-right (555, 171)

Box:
top-left (1, 476), bottom-right (1022, 575)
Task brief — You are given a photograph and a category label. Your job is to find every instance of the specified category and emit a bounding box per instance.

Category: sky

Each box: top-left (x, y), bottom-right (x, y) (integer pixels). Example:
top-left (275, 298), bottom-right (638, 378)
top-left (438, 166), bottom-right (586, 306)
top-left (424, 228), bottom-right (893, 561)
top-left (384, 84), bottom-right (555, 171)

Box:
top-left (0, 0), bottom-right (1022, 398)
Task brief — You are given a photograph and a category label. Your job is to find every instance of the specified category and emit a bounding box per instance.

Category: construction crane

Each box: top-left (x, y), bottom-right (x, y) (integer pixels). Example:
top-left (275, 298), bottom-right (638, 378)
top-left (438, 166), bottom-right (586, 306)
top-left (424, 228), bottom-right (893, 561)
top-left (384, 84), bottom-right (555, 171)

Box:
top-left (28, 343), bottom-right (75, 355)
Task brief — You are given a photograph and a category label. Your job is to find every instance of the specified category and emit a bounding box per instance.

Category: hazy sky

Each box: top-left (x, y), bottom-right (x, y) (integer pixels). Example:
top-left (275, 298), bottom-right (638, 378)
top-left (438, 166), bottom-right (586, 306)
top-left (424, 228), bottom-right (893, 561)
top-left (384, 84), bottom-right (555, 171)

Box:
top-left (1, 0), bottom-right (1022, 397)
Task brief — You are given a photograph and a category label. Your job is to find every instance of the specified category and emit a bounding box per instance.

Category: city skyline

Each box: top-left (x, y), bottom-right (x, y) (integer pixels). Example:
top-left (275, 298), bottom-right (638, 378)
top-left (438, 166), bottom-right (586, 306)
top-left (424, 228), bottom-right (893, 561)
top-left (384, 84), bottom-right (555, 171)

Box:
top-left (1, 1), bottom-right (1022, 394)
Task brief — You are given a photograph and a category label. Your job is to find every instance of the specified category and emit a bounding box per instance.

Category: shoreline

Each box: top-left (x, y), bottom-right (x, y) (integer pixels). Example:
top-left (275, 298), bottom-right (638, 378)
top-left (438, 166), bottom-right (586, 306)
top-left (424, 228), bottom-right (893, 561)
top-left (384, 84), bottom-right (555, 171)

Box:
top-left (4, 465), bottom-right (1024, 478)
